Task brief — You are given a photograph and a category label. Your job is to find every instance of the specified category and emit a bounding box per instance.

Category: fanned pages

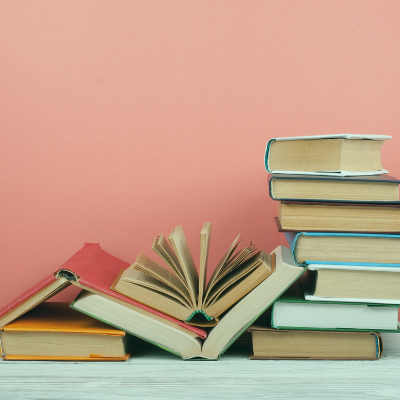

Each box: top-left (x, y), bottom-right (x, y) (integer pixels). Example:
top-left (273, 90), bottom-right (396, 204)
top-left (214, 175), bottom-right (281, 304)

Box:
top-left (111, 223), bottom-right (275, 326)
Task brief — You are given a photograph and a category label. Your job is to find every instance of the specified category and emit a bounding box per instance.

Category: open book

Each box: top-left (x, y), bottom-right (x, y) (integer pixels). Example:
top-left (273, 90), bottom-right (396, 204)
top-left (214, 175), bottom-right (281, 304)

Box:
top-left (111, 223), bottom-right (275, 326)
top-left (0, 243), bottom-right (205, 341)
top-left (72, 245), bottom-right (306, 360)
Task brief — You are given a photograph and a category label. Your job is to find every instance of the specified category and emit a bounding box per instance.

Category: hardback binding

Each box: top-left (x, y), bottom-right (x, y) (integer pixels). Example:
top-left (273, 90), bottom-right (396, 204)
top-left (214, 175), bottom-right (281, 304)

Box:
top-left (268, 174), bottom-right (400, 203)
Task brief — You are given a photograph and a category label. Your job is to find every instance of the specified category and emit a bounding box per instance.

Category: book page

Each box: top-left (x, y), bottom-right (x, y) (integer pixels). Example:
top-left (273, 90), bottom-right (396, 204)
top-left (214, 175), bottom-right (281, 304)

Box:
top-left (198, 222), bottom-right (212, 309)
top-left (204, 251), bottom-right (269, 309)
top-left (168, 225), bottom-right (199, 307)
top-left (152, 234), bottom-right (187, 285)
top-left (119, 265), bottom-right (192, 308)
top-left (204, 234), bottom-right (241, 299)
top-left (214, 243), bottom-right (258, 283)
top-left (133, 253), bottom-right (193, 306)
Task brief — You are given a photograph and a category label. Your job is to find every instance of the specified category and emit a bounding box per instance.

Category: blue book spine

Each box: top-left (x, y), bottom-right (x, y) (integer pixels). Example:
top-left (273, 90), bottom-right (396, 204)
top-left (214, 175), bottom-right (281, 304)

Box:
top-left (264, 139), bottom-right (275, 172)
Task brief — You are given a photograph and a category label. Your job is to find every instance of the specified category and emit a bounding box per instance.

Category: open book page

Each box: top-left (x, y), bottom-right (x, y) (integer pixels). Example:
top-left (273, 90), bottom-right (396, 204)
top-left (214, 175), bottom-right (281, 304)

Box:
top-left (204, 234), bottom-right (241, 300)
top-left (198, 222), bottom-right (212, 309)
top-left (116, 265), bottom-right (192, 307)
top-left (152, 234), bottom-right (187, 285)
top-left (168, 225), bottom-right (199, 307)
top-left (203, 252), bottom-right (275, 320)
top-left (213, 243), bottom-right (258, 283)
top-left (132, 253), bottom-right (192, 305)
top-left (204, 251), bottom-right (272, 309)
top-left (204, 240), bottom-right (257, 302)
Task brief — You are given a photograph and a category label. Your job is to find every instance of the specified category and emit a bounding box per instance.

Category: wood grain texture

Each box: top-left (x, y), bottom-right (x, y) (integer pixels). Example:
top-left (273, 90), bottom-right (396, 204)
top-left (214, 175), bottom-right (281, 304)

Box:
top-left (1, 342), bottom-right (400, 399)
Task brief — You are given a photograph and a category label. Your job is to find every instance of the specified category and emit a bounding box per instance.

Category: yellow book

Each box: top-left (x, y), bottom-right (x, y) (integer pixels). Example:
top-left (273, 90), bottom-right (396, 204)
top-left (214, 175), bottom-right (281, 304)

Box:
top-left (0, 302), bottom-right (136, 361)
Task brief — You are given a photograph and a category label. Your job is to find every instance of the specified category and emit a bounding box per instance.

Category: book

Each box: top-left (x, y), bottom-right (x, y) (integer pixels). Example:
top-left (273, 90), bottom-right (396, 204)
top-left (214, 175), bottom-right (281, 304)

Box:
top-left (278, 201), bottom-right (400, 233)
top-left (285, 231), bottom-right (400, 266)
top-left (271, 284), bottom-right (400, 331)
top-left (0, 303), bottom-right (136, 361)
top-left (268, 174), bottom-right (400, 203)
top-left (248, 326), bottom-right (382, 360)
top-left (0, 243), bottom-right (206, 341)
top-left (302, 265), bottom-right (400, 304)
top-left (264, 134), bottom-right (390, 176)
top-left (111, 223), bottom-right (275, 326)
top-left (71, 245), bottom-right (306, 360)
top-left (379, 332), bottom-right (400, 354)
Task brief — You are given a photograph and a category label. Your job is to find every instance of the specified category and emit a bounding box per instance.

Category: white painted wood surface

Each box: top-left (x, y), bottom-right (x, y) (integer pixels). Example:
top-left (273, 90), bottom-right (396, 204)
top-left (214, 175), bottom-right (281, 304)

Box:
top-left (1, 342), bottom-right (400, 399)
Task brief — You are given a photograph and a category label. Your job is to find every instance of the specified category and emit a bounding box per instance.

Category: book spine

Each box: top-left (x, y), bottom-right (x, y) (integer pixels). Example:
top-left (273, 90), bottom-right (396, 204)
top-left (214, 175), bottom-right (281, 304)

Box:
top-left (264, 139), bottom-right (275, 172)
top-left (270, 302), bottom-right (279, 329)
top-left (283, 232), bottom-right (303, 265)
top-left (268, 175), bottom-right (276, 200)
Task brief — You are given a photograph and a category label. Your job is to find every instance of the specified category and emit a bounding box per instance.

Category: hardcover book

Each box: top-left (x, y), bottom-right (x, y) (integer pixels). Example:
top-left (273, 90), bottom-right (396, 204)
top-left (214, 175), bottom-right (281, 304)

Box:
top-left (0, 243), bottom-right (206, 341)
top-left (0, 303), bottom-right (136, 361)
top-left (271, 284), bottom-right (400, 331)
top-left (284, 231), bottom-right (400, 267)
top-left (249, 326), bottom-right (382, 360)
top-left (111, 223), bottom-right (275, 326)
top-left (264, 134), bottom-right (390, 176)
top-left (268, 174), bottom-right (400, 203)
top-left (301, 265), bottom-right (400, 304)
top-left (71, 245), bottom-right (306, 360)
top-left (278, 201), bottom-right (400, 233)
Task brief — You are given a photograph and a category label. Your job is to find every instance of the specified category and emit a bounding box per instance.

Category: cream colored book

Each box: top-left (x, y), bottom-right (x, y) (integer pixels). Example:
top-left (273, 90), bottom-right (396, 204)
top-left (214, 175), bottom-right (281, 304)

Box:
top-left (278, 201), bottom-right (400, 233)
top-left (111, 223), bottom-right (274, 326)
top-left (303, 266), bottom-right (400, 304)
top-left (249, 327), bottom-right (382, 360)
top-left (265, 134), bottom-right (390, 176)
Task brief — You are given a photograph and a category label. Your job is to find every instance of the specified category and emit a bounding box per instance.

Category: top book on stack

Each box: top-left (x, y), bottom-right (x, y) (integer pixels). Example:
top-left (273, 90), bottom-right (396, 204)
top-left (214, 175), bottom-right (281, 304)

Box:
top-left (264, 134), bottom-right (391, 176)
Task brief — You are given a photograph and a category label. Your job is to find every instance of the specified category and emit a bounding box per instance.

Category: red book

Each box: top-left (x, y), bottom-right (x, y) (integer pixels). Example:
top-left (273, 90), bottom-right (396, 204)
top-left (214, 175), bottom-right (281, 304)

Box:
top-left (0, 243), bottom-right (207, 339)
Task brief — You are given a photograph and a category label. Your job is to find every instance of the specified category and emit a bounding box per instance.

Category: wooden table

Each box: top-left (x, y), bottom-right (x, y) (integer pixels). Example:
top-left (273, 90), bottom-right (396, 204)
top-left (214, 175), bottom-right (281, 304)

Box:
top-left (1, 341), bottom-right (399, 399)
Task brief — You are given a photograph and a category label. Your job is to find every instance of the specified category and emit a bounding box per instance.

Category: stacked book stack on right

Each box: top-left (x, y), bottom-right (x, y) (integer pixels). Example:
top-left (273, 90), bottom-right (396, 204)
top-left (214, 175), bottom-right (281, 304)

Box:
top-left (254, 134), bottom-right (400, 360)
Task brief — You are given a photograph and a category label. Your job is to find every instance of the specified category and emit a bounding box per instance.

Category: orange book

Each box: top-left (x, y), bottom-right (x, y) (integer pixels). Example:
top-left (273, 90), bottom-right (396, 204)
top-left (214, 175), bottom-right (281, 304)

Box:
top-left (0, 302), bottom-right (136, 361)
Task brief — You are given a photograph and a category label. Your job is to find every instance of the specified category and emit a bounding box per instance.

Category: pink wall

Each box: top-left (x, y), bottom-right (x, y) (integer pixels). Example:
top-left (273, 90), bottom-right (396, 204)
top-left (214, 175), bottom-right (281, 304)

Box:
top-left (1, 0), bottom-right (399, 306)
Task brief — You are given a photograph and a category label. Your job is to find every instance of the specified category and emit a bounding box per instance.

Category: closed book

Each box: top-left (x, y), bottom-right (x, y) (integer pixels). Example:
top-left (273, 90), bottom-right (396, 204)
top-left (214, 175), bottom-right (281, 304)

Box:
top-left (284, 231), bottom-right (400, 267)
top-left (264, 134), bottom-right (390, 176)
top-left (0, 303), bottom-right (136, 361)
top-left (269, 174), bottom-right (400, 203)
top-left (302, 265), bottom-right (400, 304)
top-left (278, 201), bottom-right (400, 233)
top-left (271, 284), bottom-right (400, 331)
top-left (249, 327), bottom-right (382, 360)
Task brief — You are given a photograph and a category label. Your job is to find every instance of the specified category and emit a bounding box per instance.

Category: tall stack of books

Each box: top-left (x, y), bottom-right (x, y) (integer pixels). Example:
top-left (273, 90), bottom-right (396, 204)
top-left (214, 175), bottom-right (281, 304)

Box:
top-left (250, 134), bottom-right (400, 360)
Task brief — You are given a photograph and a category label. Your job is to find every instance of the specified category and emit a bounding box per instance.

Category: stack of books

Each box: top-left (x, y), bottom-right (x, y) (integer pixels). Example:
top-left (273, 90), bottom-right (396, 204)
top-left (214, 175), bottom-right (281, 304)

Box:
top-left (250, 133), bottom-right (400, 360)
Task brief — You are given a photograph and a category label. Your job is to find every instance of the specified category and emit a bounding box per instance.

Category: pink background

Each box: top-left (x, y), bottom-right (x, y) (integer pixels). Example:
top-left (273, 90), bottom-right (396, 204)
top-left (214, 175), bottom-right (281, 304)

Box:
top-left (1, 0), bottom-right (399, 306)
